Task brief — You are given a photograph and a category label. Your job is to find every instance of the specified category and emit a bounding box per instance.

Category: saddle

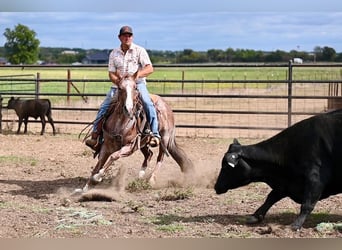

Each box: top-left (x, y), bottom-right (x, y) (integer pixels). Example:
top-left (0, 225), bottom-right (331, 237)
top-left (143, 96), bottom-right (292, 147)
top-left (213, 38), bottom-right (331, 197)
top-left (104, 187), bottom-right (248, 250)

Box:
top-left (89, 93), bottom-right (160, 158)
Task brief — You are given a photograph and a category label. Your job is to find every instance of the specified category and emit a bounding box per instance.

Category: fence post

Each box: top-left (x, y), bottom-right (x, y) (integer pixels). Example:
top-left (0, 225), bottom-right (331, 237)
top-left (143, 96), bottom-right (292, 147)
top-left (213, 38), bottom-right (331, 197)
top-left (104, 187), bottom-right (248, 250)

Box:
top-left (181, 71), bottom-right (185, 94)
top-left (67, 69), bottom-right (71, 104)
top-left (35, 72), bottom-right (40, 99)
top-left (287, 60), bottom-right (293, 127)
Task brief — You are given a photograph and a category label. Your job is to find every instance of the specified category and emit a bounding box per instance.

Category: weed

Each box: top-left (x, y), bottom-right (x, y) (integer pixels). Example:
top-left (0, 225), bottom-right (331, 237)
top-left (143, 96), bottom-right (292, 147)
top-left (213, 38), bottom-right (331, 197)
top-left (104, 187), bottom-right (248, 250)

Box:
top-left (125, 200), bottom-right (145, 214)
top-left (0, 155), bottom-right (38, 166)
top-left (126, 179), bottom-right (152, 192)
top-left (157, 187), bottom-right (194, 201)
top-left (156, 224), bottom-right (185, 233)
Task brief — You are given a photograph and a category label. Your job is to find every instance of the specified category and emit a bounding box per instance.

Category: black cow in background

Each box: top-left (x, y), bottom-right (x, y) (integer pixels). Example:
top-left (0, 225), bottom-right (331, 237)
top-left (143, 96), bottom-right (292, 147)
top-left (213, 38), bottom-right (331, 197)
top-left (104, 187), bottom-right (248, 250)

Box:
top-left (7, 97), bottom-right (56, 135)
top-left (215, 109), bottom-right (342, 230)
top-left (0, 95), bottom-right (2, 133)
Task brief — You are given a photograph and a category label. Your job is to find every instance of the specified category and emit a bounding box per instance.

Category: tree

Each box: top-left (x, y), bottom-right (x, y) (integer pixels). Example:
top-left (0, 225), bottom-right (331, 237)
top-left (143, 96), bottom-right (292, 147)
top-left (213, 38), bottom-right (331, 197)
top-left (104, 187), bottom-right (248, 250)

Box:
top-left (321, 46), bottom-right (336, 61)
top-left (3, 23), bottom-right (40, 64)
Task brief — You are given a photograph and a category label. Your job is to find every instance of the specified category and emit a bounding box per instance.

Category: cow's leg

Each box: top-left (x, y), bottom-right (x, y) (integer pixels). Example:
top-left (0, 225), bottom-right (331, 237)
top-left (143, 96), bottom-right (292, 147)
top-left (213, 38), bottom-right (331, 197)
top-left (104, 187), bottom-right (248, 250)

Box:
top-left (291, 175), bottom-right (324, 231)
top-left (40, 115), bottom-right (46, 135)
top-left (247, 189), bottom-right (285, 224)
top-left (17, 117), bottom-right (23, 134)
top-left (23, 117), bottom-right (29, 134)
top-left (139, 146), bottom-right (153, 178)
top-left (46, 114), bottom-right (56, 135)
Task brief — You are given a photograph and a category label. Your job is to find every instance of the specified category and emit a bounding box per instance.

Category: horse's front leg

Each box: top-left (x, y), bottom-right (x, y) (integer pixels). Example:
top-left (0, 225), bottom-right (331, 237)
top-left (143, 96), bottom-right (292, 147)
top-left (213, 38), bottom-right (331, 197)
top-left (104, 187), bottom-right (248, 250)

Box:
top-left (139, 146), bottom-right (153, 178)
top-left (72, 151), bottom-right (111, 194)
top-left (92, 143), bottom-right (135, 184)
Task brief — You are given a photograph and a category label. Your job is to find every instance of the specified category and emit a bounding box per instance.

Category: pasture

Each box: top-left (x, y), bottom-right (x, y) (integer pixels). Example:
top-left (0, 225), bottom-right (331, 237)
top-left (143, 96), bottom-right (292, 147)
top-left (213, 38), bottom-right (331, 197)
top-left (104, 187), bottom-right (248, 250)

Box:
top-left (0, 133), bottom-right (342, 238)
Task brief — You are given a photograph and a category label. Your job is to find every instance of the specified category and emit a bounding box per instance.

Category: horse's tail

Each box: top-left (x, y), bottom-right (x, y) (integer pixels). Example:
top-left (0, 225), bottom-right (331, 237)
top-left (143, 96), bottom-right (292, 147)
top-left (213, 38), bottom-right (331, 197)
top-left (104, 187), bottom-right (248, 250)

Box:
top-left (166, 128), bottom-right (194, 174)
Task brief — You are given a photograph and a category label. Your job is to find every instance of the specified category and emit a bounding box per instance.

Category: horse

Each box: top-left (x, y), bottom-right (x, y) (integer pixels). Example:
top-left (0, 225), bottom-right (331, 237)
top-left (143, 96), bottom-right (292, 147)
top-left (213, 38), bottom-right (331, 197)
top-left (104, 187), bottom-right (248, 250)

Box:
top-left (77, 75), bottom-right (194, 193)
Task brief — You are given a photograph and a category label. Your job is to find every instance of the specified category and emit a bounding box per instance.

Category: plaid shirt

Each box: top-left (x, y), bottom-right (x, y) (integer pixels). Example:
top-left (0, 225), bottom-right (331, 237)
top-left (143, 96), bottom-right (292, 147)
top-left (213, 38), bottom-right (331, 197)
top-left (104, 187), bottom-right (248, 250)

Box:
top-left (108, 43), bottom-right (152, 84)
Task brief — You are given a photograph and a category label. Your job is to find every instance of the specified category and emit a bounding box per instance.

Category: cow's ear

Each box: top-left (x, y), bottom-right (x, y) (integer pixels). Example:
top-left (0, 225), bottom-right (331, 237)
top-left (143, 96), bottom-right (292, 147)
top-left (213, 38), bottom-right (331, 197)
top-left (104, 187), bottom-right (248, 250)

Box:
top-left (233, 138), bottom-right (240, 145)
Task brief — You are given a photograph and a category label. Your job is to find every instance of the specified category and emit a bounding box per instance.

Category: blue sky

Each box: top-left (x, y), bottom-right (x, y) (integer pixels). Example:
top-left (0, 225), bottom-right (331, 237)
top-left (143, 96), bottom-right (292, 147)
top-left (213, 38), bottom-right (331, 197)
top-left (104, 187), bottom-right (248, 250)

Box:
top-left (1, 0), bottom-right (342, 52)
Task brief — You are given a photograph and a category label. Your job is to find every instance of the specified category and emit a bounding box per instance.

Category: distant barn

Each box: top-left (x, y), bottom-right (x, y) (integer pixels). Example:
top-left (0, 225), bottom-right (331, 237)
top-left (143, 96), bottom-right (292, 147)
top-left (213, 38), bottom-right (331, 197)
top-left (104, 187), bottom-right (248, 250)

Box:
top-left (82, 50), bottom-right (111, 64)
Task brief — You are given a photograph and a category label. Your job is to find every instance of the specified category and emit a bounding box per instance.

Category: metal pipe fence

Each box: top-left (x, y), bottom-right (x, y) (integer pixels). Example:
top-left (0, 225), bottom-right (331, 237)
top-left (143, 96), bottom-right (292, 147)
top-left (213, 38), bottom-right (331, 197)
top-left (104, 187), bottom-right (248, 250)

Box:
top-left (1, 62), bottom-right (342, 139)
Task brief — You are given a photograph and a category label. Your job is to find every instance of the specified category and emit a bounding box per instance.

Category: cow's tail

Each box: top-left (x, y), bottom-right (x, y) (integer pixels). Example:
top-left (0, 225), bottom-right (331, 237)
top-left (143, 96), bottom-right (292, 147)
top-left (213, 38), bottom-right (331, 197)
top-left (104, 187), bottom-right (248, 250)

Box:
top-left (166, 127), bottom-right (194, 174)
top-left (46, 99), bottom-right (53, 117)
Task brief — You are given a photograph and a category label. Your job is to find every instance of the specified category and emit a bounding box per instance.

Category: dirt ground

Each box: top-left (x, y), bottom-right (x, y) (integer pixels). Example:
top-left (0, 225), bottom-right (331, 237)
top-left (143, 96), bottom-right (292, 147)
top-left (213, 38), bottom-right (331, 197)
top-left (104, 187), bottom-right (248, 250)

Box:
top-left (0, 130), bottom-right (342, 238)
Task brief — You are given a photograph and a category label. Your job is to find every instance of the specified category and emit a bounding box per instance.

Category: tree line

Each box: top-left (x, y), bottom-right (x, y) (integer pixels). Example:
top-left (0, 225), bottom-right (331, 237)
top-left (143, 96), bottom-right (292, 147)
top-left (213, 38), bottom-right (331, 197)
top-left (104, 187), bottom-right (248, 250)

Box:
top-left (1, 23), bottom-right (341, 65)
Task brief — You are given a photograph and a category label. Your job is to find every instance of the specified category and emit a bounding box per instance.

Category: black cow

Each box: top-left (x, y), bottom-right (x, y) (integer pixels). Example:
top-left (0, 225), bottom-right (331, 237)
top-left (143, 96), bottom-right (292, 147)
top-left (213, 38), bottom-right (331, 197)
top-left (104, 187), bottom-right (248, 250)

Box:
top-left (7, 97), bottom-right (56, 135)
top-left (215, 110), bottom-right (342, 230)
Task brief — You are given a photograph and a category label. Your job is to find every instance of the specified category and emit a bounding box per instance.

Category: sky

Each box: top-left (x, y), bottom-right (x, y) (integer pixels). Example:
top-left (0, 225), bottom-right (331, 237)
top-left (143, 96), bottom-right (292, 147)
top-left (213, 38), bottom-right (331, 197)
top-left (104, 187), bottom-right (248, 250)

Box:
top-left (1, 0), bottom-right (342, 52)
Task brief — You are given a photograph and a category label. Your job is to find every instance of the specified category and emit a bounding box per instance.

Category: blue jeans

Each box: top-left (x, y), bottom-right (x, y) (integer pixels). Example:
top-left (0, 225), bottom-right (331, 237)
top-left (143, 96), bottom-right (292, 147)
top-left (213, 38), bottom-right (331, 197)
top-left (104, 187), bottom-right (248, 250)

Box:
top-left (137, 83), bottom-right (160, 137)
top-left (93, 86), bottom-right (116, 133)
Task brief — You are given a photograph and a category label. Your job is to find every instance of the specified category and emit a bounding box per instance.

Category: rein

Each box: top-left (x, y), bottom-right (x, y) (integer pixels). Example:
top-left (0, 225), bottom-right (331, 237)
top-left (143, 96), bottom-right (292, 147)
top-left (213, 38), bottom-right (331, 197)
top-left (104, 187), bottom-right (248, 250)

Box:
top-left (101, 83), bottom-right (148, 150)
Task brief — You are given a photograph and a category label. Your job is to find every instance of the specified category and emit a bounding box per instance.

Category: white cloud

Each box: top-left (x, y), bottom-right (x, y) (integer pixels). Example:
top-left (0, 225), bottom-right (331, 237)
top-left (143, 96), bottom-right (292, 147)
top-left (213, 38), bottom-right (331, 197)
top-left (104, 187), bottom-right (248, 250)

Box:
top-left (1, 12), bottom-right (342, 52)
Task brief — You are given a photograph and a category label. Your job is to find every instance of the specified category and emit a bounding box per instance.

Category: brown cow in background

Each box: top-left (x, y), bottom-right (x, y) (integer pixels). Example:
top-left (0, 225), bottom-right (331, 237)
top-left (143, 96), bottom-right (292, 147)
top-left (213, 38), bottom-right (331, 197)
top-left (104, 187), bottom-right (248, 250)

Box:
top-left (7, 97), bottom-right (56, 135)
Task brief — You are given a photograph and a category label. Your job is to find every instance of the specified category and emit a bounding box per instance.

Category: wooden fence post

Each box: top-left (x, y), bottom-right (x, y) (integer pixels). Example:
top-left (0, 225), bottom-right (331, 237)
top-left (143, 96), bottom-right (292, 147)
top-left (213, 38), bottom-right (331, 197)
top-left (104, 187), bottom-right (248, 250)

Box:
top-left (67, 69), bottom-right (71, 104)
top-left (35, 72), bottom-right (40, 99)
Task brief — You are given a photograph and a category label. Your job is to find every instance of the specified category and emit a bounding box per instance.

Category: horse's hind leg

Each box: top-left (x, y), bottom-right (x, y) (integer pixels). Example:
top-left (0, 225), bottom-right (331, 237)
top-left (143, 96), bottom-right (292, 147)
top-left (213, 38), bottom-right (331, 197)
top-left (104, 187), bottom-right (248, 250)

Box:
top-left (148, 149), bottom-right (165, 186)
top-left (139, 146), bottom-right (153, 178)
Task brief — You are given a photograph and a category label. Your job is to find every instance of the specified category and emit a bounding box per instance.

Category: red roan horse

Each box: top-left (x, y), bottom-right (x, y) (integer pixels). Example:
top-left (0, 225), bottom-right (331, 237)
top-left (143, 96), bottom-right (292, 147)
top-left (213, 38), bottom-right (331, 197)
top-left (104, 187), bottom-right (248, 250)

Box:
top-left (77, 76), bottom-right (194, 192)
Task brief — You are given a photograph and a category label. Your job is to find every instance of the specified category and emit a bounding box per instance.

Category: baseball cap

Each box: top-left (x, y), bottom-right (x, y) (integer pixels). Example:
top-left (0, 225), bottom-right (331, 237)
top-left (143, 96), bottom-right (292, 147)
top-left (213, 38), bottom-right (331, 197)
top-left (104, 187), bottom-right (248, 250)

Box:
top-left (119, 26), bottom-right (133, 36)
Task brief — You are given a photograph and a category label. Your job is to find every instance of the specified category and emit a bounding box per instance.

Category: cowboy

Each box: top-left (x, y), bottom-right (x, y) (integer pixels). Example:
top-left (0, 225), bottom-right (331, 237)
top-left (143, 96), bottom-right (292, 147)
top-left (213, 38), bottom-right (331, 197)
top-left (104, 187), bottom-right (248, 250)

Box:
top-left (85, 25), bottom-right (161, 150)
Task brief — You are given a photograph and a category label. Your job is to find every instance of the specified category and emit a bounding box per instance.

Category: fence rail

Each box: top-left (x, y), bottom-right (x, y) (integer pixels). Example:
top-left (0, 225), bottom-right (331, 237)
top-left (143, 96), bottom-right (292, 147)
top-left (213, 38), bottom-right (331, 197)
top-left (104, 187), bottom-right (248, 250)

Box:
top-left (1, 62), bottom-right (342, 139)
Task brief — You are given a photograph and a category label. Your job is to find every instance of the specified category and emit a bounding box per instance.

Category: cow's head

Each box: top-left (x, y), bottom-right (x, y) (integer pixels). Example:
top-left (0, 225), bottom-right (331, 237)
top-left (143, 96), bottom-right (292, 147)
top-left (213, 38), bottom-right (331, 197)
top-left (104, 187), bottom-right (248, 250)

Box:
top-left (214, 138), bottom-right (252, 194)
top-left (7, 97), bottom-right (19, 109)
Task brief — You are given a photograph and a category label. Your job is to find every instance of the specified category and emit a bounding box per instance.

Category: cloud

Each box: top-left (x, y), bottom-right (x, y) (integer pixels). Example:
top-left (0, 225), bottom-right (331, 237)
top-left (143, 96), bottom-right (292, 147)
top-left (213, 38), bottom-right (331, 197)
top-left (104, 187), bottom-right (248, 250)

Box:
top-left (1, 12), bottom-right (342, 52)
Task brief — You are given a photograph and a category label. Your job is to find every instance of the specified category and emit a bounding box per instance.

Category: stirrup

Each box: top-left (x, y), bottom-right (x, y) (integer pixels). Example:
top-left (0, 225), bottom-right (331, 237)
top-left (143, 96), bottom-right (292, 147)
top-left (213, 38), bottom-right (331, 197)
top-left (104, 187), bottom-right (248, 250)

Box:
top-left (149, 136), bottom-right (160, 147)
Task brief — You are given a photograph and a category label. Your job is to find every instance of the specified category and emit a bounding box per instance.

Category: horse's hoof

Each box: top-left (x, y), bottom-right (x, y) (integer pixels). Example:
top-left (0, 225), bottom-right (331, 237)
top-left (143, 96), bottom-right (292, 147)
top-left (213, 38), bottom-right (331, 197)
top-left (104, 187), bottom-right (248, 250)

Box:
top-left (71, 188), bottom-right (84, 196)
top-left (139, 170), bottom-right (145, 178)
top-left (92, 174), bottom-right (103, 183)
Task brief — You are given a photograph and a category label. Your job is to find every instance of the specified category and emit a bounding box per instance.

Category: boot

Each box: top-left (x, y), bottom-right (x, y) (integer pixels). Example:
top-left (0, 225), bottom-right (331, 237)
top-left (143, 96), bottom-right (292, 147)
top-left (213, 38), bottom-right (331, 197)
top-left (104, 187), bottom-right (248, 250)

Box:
top-left (85, 131), bottom-right (100, 150)
top-left (85, 118), bottom-right (104, 151)
top-left (149, 135), bottom-right (160, 147)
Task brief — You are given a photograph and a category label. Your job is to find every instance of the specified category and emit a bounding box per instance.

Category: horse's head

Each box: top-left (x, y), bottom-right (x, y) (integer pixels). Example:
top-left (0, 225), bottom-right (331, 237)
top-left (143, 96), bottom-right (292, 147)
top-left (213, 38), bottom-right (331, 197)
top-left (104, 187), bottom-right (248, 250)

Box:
top-left (118, 75), bottom-right (138, 119)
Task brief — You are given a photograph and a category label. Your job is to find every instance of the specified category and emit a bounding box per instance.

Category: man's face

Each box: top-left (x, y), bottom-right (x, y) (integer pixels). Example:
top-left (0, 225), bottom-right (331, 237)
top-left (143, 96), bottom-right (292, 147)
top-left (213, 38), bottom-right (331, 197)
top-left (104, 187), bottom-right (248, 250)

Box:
top-left (119, 33), bottom-right (133, 47)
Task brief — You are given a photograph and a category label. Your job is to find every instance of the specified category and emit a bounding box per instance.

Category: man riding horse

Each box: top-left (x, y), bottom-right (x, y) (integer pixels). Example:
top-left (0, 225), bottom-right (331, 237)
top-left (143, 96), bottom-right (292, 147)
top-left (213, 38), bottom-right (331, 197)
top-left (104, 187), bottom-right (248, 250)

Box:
top-left (85, 25), bottom-right (161, 151)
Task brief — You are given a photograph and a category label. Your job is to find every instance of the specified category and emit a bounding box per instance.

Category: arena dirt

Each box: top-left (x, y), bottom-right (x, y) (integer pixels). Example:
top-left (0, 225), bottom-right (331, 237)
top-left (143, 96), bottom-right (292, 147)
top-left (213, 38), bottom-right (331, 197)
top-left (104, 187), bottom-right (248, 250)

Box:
top-left (0, 131), bottom-right (341, 238)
